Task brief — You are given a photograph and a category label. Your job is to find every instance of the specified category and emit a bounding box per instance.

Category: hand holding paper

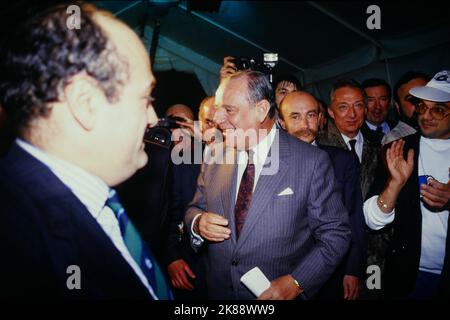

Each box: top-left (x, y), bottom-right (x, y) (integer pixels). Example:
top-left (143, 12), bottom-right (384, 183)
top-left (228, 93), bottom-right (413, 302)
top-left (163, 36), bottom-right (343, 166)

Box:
top-left (240, 267), bottom-right (271, 297)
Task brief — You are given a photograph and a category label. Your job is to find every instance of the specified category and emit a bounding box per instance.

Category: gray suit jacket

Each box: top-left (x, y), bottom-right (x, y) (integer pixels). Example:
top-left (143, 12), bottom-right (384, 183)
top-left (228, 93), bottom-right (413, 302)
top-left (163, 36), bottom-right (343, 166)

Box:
top-left (185, 129), bottom-right (351, 300)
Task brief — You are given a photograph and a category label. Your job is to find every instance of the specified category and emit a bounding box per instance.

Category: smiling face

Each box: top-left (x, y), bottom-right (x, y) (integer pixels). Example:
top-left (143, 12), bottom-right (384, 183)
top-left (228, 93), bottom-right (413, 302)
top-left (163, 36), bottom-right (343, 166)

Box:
top-left (365, 85), bottom-right (390, 126)
top-left (279, 91), bottom-right (321, 144)
top-left (329, 86), bottom-right (366, 138)
top-left (417, 100), bottom-right (450, 139)
top-left (213, 74), bottom-right (270, 150)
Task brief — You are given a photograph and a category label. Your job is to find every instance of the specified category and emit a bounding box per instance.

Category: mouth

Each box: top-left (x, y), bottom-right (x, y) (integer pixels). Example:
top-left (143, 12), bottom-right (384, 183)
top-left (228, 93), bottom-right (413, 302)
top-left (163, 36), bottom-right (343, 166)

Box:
top-left (346, 121), bottom-right (358, 126)
top-left (420, 121), bottom-right (436, 129)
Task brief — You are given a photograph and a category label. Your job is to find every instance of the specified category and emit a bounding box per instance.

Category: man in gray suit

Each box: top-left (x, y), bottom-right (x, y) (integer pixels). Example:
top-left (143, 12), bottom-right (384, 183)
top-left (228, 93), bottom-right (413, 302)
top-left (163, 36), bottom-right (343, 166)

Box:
top-left (185, 70), bottom-right (351, 300)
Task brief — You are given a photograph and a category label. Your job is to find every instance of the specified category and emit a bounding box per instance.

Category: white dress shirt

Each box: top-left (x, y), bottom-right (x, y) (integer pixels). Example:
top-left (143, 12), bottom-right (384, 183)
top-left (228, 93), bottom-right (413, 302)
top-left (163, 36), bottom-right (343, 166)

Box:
top-left (364, 136), bottom-right (449, 275)
top-left (191, 125), bottom-right (277, 243)
top-left (340, 130), bottom-right (364, 162)
top-left (365, 120), bottom-right (391, 134)
top-left (16, 139), bottom-right (158, 299)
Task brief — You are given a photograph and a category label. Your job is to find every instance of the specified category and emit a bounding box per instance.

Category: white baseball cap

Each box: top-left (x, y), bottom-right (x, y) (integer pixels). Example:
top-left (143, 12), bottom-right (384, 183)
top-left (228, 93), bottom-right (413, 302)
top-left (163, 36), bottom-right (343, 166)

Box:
top-left (410, 70), bottom-right (450, 102)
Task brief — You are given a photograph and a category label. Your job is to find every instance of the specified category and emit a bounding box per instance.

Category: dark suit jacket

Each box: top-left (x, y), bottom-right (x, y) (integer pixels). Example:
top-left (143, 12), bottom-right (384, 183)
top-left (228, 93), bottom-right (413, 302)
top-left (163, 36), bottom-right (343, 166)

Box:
top-left (367, 133), bottom-right (450, 299)
top-left (0, 143), bottom-right (151, 299)
top-left (185, 129), bottom-right (351, 299)
top-left (318, 145), bottom-right (367, 278)
top-left (317, 121), bottom-right (380, 199)
top-left (164, 159), bottom-right (207, 299)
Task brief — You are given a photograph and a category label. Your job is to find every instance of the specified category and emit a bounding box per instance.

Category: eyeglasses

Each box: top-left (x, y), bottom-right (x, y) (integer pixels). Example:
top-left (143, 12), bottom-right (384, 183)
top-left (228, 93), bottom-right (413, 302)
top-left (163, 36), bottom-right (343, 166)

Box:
top-left (415, 101), bottom-right (450, 120)
top-left (334, 102), bottom-right (365, 114)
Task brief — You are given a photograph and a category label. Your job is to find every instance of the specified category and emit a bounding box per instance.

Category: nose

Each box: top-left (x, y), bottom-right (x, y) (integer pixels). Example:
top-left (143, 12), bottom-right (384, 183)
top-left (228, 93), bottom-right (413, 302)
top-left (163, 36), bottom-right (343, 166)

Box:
top-left (213, 107), bottom-right (226, 126)
top-left (421, 106), bottom-right (433, 120)
top-left (147, 106), bottom-right (158, 127)
top-left (348, 106), bottom-right (356, 118)
top-left (299, 115), bottom-right (309, 130)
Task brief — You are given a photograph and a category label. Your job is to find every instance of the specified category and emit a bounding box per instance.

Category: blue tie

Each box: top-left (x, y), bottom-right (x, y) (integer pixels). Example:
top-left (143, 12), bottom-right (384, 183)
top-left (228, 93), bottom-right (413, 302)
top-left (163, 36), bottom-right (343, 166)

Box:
top-left (106, 189), bottom-right (173, 300)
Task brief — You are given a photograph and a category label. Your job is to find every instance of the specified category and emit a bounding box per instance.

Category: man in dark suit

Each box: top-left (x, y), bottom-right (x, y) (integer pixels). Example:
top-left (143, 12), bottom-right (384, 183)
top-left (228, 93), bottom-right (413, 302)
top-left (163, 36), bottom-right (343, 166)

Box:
top-left (316, 79), bottom-right (387, 299)
top-left (364, 70), bottom-right (450, 299)
top-left (164, 96), bottom-right (217, 299)
top-left (185, 70), bottom-right (351, 300)
top-left (0, 4), bottom-right (163, 298)
top-left (360, 78), bottom-right (396, 145)
top-left (278, 91), bottom-right (367, 300)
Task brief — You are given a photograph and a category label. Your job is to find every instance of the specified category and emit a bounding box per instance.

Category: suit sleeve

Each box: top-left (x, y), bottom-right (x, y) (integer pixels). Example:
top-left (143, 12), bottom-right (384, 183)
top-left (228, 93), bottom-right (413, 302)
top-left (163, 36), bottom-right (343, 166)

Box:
top-left (342, 153), bottom-right (367, 278)
top-left (291, 150), bottom-right (351, 298)
top-left (184, 162), bottom-right (208, 250)
top-left (164, 164), bottom-right (184, 265)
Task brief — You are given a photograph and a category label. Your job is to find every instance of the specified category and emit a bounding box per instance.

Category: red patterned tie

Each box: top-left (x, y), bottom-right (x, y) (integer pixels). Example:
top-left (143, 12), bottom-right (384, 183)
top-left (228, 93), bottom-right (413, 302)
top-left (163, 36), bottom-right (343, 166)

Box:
top-left (234, 150), bottom-right (255, 237)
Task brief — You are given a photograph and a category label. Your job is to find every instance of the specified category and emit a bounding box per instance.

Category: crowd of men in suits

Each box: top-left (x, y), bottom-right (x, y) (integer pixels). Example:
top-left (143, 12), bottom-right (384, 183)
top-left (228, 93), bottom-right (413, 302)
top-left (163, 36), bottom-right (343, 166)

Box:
top-left (0, 3), bottom-right (449, 300)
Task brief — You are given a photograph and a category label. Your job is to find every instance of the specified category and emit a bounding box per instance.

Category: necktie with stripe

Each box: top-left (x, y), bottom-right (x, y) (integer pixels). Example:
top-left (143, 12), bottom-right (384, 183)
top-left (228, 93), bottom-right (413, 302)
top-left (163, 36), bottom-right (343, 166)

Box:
top-left (106, 189), bottom-right (173, 300)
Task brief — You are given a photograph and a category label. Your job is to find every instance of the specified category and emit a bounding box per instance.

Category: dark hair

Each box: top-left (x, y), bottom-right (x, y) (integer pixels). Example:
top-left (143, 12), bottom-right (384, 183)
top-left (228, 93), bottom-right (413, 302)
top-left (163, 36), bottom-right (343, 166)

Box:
top-left (273, 74), bottom-right (302, 92)
top-left (361, 78), bottom-right (392, 99)
top-left (393, 71), bottom-right (430, 104)
top-left (230, 70), bottom-right (277, 118)
top-left (330, 79), bottom-right (365, 103)
top-left (0, 3), bottom-right (128, 134)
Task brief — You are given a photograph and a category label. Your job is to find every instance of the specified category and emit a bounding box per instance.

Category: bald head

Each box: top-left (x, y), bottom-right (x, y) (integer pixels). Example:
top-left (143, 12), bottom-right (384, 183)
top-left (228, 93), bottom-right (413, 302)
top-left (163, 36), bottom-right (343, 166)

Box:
top-left (165, 104), bottom-right (194, 121)
top-left (279, 91), bottom-right (321, 144)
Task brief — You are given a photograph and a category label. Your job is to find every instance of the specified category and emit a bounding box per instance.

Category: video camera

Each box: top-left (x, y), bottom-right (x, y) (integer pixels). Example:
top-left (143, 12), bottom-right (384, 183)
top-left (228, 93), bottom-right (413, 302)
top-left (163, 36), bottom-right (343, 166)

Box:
top-left (143, 115), bottom-right (187, 149)
top-left (231, 53), bottom-right (278, 83)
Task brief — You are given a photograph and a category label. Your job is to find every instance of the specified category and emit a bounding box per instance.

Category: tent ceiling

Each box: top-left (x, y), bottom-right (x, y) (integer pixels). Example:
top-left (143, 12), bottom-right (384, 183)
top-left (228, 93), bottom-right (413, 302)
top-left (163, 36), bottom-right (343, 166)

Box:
top-left (92, 0), bottom-right (450, 84)
top-left (2, 1), bottom-right (449, 85)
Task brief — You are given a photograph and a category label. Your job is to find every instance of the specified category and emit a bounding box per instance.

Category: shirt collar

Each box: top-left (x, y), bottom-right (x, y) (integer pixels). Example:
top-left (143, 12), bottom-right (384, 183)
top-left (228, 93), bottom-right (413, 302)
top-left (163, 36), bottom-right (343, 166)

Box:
top-left (365, 120), bottom-right (388, 131)
top-left (340, 130), bottom-right (363, 146)
top-left (15, 138), bottom-right (109, 218)
top-left (238, 124), bottom-right (277, 165)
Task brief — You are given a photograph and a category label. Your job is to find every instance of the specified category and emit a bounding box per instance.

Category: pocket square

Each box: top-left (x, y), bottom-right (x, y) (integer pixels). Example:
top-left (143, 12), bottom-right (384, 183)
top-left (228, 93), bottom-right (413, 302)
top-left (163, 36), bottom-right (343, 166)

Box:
top-left (277, 187), bottom-right (294, 196)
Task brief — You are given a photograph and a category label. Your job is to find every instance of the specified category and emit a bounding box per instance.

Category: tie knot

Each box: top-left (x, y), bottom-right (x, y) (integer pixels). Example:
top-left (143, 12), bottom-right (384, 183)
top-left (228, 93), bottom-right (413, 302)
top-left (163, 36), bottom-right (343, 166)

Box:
top-left (105, 188), bottom-right (124, 218)
top-left (247, 149), bottom-right (255, 165)
top-left (376, 125), bottom-right (383, 133)
top-left (349, 139), bottom-right (357, 152)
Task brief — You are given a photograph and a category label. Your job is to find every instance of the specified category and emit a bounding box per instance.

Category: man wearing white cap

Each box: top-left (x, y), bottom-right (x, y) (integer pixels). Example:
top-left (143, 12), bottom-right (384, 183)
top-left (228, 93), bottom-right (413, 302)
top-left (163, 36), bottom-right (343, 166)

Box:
top-left (363, 70), bottom-right (450, 299)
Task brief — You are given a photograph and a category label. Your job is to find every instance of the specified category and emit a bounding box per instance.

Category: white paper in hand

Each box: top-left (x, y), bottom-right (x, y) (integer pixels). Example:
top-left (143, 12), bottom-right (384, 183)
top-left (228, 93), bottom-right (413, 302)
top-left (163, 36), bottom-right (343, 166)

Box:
top-left (240, 267), bottom-right (271, 297)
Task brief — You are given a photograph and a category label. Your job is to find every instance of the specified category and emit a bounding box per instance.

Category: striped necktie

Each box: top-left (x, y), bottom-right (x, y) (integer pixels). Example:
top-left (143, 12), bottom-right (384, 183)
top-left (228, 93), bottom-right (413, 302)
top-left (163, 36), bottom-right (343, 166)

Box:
top-left (106, 189), bottom-right (173, 300)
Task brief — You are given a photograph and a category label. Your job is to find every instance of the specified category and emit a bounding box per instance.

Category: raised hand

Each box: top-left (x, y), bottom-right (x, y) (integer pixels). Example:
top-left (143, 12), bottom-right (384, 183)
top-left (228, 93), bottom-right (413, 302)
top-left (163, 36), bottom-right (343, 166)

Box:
top-left (219, 56), bottom-right (237, 81)
top-left (386, 139), bottom-right (414, 188)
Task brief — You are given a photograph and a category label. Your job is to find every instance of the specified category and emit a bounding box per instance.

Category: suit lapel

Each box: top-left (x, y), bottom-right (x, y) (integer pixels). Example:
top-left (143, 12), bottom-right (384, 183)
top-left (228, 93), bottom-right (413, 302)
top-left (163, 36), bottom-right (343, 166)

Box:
top-left (217, 149), bottom-right (238, 244)
top-left (236, 130), bottom-right (290, 250)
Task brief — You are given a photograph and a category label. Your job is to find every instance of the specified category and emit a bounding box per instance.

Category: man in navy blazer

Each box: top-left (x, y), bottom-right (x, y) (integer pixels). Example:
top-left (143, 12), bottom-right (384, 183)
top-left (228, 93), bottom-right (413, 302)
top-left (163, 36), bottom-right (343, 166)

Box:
top-left (279, 91), bottom-right (367, 300)
top-left (0, 4), bottom-right (160, 298)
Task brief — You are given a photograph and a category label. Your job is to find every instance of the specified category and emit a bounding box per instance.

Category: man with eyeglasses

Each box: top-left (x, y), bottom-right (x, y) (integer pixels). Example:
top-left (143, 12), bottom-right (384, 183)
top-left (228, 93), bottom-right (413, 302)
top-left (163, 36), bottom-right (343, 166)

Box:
top-left (279, 91), bottom-right (367, 300)
top-left (364, 70), bottom-right (450, 299)
top-left (316, 79), bottom-right (387, 299)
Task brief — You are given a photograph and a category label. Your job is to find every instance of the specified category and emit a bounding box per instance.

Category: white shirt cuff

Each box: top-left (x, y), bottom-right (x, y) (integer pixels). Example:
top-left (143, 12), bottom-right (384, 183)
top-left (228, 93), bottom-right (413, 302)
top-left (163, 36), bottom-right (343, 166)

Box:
top-left (190, 213), bottom-right (204, 248)
top-left (363, 195), bottom-right (395, 230)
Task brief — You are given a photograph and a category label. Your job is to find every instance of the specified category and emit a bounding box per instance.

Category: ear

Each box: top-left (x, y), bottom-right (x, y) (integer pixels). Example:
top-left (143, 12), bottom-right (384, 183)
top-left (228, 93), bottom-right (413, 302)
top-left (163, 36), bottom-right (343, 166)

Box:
top-left (256, 100), bottom-right (270, 122)
top-left (278, 117), bottom-right (287, 130)
top-left (318, 111), bottom-right (324, 124)
top-left (328, 107), bottom-right (335, 120)
top-left (63, 73), bottom-right (101, 131)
